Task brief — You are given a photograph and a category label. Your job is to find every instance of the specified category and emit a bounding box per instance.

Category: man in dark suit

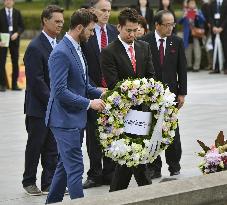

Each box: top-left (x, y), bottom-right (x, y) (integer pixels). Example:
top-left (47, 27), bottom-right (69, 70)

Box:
top-left (81, 0), bottom-right (118, 189)
top-left (0, 0), bottom-right (24, 91)
top-left (140, 10), bottom-right (187, 178)
top-left (45, 9), bottom-right (106, 204)
top-left (100, 8), bottom-right (155, 192)
top-left (22, 5), bottom-right (64, 196)
top-left (209, 0), bottom-right (227, 74)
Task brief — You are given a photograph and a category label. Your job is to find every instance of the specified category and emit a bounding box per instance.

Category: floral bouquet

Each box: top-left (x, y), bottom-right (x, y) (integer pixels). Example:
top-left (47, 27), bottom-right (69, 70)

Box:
top-left (197, 131), bottom-right (227, 174)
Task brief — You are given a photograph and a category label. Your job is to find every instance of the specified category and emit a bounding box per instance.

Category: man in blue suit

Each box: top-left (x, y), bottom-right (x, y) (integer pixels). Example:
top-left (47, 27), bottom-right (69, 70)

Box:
top-left (23, 5), bottom-right (64, 196)
top-left (45, 9), bottom-right (106, 204)
top-left (82, 0), bottom-right (118, 188)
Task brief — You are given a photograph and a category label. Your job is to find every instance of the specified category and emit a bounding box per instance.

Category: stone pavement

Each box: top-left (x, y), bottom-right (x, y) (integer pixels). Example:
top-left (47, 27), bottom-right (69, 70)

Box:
top-left (0, 71), bottom-right (226, 205)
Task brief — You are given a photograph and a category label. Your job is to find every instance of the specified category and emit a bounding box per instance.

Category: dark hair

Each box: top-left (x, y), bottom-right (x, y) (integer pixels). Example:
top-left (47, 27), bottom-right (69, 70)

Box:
top-left (137, 0), bottom-right (150, 8)
top-left (41, 5), bottom-right (64, 26)
top-left (154, 10), bottom-right (173, 24)
top-left (138, 15), bottom-right (148, 33)
top-left (69, 8), bottom-right (98, 29)
top-left (118, 8), bottom-right (139, 26)
top-left (158, 0), bottom-right (173, 11)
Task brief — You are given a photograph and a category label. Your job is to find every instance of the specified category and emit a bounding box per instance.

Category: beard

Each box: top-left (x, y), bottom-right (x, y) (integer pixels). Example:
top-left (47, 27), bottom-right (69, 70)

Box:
top-left (78, 32), bottom-right (87, 43)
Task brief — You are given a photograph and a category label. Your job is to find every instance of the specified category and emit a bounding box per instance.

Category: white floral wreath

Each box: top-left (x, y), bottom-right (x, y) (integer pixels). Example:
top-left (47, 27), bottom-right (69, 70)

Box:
top-left (97, 78), bottom-right (178, 167)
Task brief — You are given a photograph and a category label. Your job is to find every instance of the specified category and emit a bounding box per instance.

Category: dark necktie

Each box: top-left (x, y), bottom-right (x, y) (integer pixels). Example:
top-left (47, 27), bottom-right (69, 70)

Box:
top-left (100, 27), bottom-right (107, 87)
top-left (159, 39), bottom-right (165, 65)
top-left (7, 9), bottom-right (12, 27)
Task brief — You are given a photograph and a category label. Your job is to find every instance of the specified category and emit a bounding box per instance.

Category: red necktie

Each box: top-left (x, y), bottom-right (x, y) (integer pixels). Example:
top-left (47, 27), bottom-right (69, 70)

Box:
top-left (100, 27), bottom-right (107, 87)
top-left (159, 39), bottom-right (165, 65)
top-left (128, 46), bottom-right (136, 73)
top-left (101, 27), bottom-right (107, 49)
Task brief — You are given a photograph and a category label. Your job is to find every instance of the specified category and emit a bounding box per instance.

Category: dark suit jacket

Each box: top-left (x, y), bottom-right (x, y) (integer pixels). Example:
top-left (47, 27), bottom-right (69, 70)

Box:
top-left (24, 32), bottom-right (53, 118)
top-left (136, 7), bottom-right (154, 31)
top-left (0, 7), bottom-right (24, 44)
top-left (140, 32), bottom-right (187, 96)
top-left (209, 0), bottom-right (227, 31)
top-left (100, 38), bottom-right (155, 90)
top-left (81, 24), bottom-right (118, 87)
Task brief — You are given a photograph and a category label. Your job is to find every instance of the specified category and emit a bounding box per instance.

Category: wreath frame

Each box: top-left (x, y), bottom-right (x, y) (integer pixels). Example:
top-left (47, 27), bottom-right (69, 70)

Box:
top-left (97, 78), bottom-right (178, 167)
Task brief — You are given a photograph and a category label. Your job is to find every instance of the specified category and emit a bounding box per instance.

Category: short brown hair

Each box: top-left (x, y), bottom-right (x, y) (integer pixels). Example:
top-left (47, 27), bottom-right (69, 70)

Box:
top-left (41, 5), bottom-right (64, 26)
top-left (118, 8), bottom-right (139, 27)
top-left (69, 8), bottom-right (98, 29)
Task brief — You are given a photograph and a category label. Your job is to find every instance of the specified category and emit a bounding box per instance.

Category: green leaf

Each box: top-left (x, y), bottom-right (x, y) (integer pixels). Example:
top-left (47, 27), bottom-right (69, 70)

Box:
top-left (215, 131), bottom-right (225, 147)
top-left (197, 140), bottom-right (210, 152)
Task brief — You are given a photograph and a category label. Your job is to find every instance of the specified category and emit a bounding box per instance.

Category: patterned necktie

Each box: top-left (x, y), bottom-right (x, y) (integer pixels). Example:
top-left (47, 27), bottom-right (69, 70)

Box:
top-left (128, 46), bottom-right (136, 73)
top-left (100, 26), bottom-right (107, 87)
top-left (159, 39), bottom-right (165, 65)
top-left (101, 27), bottom-right (107, 49)
top-left (7, 9), bottom-right (12, 27)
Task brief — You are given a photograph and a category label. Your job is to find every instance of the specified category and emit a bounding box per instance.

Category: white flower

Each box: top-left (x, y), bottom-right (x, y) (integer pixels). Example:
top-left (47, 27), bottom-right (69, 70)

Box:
top-left (132, 79), bottom-right (140, 89)
top-left (150, 103), bottom-right (159, 110)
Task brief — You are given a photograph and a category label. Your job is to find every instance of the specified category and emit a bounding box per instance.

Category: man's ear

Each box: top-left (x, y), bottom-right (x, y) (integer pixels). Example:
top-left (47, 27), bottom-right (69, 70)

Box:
top-left (117, 24), bottom-right (121, 33)
top-left (77, 24), bottom-right (84, 32)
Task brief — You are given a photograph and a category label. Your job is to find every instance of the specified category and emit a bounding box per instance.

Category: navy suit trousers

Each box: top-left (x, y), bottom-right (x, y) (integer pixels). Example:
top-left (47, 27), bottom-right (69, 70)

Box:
top-left (46, 127), bottom-right (84, 204)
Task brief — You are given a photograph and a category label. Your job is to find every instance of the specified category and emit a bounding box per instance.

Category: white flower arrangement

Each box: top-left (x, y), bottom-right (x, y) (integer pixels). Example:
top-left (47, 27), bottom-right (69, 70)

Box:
top-left (98, 78), bottom-right (178, 167)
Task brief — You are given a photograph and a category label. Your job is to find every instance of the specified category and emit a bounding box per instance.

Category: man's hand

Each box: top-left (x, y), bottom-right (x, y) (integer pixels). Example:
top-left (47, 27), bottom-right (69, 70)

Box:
top-left (90, 99), bottom-right (106, 112)
top-left (213, 27), bottom-right (223, 34)
top-left (0, 41), bottom-right (5, 47)
top-left (97, 87), bottom-right (108, 99)
top-left (11, 32), bottom-right (19, 41)
top-left (177, 95), bottom-right (185, 109)
top-left (97, 87), bottom-right (108, 93)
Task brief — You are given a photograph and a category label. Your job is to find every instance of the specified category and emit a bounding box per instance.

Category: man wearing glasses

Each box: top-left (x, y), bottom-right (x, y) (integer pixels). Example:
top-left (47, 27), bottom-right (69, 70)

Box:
top-left (140, 10), bottom-right (187, 179)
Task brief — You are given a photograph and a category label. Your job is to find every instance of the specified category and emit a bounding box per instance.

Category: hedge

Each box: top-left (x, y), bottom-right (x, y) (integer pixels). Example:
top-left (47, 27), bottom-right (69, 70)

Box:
top-left (21, 10), bottom-right (119, 31)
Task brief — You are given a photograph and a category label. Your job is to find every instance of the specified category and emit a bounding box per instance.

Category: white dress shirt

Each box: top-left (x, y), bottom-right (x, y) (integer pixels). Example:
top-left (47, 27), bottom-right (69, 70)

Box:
top-left (118, 35), bottom-right (135, 61)
top-left (42, 30), bottom-right (57, 48)
top-left (155, 30), bottom-right (167, 55)
top-left (95, 24), bottom-right (108, 51)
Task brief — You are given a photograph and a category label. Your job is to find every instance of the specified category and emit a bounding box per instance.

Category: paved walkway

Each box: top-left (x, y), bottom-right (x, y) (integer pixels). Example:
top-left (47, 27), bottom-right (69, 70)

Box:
top-left (0, 71), bottom-right (226, 204)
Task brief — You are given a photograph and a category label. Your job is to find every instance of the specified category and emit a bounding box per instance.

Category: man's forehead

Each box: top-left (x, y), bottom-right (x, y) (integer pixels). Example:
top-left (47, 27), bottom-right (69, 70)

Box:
top-left (162, 14), bottom-right (174, 22)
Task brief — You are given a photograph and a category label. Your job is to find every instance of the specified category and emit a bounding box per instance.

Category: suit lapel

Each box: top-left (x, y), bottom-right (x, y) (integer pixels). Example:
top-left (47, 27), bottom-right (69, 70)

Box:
top-left (164, 37), bottom-right (171, 66)
top-left (63, 37), bottom-right (86, 83)
top-left (90, 32), bottom-right (100, 59)
top-left (107, 24), bottom-right (115, 43)
top-left (116, 39), bottom-right (135, 77)
top-left (134, 41), bottom-right (142, 76)
top-left (150, 33), bottom-right (160, 66)
top-left (40, 33), bottom-right (53, 55)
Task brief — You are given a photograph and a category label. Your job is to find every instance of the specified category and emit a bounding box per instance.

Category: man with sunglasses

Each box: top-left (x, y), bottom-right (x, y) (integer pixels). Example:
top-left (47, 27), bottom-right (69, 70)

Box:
top-left (140, 10), bottom-right (187, 179)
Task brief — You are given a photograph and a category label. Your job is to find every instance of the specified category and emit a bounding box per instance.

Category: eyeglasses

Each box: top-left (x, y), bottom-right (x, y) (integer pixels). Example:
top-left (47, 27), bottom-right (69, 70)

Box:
top-left (161, 23), bottom-right (176, 28)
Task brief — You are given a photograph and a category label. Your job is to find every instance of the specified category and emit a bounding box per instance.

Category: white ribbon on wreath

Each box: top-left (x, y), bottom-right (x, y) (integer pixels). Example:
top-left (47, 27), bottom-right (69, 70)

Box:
top-left (149, 89), bottom-right (176, 159)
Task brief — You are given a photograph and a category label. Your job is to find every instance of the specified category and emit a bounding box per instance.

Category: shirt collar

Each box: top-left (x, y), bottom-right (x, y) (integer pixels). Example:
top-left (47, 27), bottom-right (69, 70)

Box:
top-left (65, 33), bottom-right (81, 51)
top-left (42, 30), bottom-right (56, 47)
top-left (95, 24), bottom-right (107, 33)
top-left (118, 35), bottom-right (134, 51)
top-left (155, 30), bottom-right (167, 43)
top-left (5, 7), bottom-right (13, 14)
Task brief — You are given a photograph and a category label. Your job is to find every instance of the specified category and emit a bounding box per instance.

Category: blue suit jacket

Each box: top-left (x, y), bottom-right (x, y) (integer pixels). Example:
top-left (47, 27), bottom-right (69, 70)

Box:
top-left (45, 36), bottom-right (102, 129)
top-left (24, 32), bottom-right (52, 118)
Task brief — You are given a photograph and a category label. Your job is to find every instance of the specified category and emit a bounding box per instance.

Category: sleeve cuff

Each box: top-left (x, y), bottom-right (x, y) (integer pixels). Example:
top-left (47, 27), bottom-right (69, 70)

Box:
top-left (87, 100), bottom-right (91, 110)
